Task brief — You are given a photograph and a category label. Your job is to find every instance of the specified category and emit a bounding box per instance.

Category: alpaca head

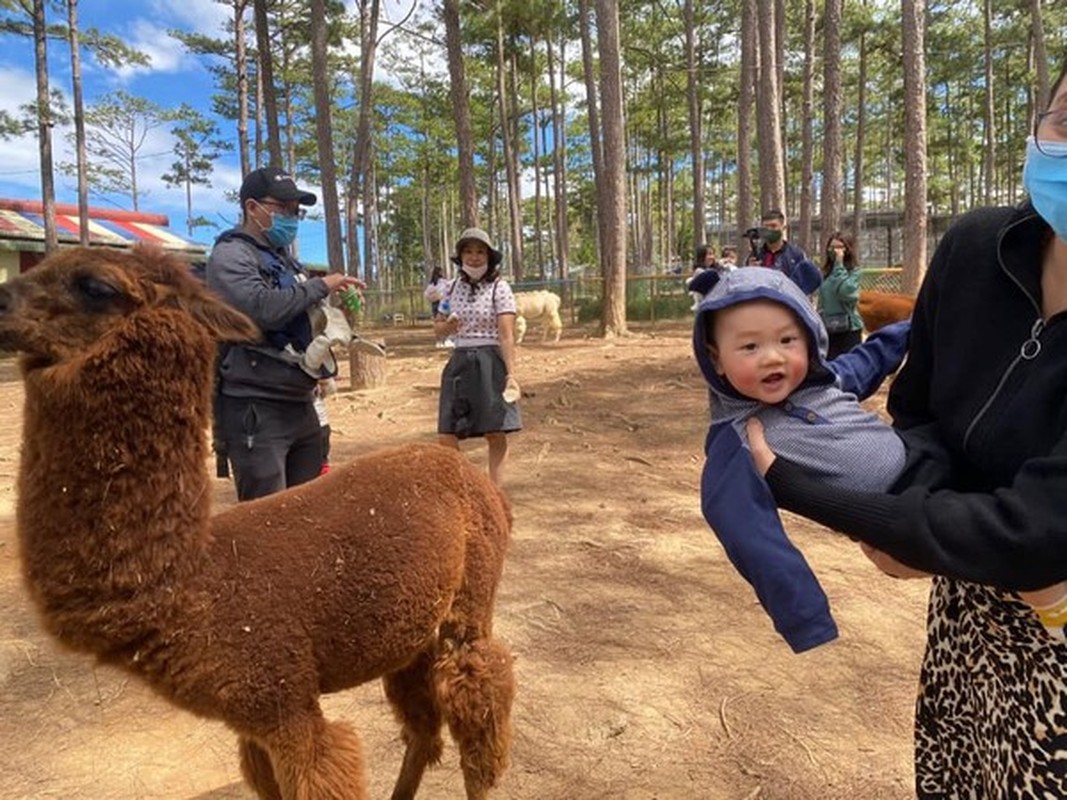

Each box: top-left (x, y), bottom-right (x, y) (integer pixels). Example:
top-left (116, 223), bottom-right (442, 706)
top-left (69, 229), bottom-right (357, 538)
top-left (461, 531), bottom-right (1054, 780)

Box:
top-left (0, 245), bottom-right (258, 371)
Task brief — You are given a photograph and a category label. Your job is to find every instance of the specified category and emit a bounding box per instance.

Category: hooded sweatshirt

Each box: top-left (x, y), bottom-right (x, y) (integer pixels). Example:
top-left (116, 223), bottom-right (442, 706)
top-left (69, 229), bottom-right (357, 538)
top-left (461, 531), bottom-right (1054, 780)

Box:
top-left (692, 268), bottom-right (910, 652)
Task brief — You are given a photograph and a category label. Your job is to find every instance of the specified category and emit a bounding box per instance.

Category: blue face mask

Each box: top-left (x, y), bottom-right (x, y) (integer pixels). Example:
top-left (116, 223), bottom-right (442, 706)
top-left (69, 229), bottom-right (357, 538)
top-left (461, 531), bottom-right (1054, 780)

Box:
top-left (1023, 136), bottom-right (1067, 243)
top-left (261, 210), bottom-right (300, 248)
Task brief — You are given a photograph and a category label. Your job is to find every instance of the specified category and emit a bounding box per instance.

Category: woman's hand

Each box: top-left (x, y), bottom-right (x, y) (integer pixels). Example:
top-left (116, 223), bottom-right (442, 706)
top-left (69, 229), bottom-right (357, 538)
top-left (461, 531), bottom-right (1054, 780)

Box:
top-left (745, 416), bottom-right (776, 476)
top-left (859, 543), bottom-right (931, 580)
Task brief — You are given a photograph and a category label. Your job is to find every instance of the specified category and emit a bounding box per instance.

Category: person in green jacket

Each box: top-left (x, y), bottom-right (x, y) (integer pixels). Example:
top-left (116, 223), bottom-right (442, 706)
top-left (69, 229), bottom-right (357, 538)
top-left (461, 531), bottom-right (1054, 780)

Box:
top-left (816, 232), bottom-right (863, 358)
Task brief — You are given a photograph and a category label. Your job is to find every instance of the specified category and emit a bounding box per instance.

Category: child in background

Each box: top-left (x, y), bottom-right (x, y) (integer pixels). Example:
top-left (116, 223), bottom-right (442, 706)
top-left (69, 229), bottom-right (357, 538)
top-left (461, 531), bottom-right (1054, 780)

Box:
top-left (312, 378), bottom-right (336, 475)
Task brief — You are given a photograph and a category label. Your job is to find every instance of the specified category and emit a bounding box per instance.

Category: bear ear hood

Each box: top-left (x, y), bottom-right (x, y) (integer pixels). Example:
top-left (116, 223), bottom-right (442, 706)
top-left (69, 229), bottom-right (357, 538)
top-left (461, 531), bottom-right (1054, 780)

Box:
top-left (692, 267), bottom-right (832, 421)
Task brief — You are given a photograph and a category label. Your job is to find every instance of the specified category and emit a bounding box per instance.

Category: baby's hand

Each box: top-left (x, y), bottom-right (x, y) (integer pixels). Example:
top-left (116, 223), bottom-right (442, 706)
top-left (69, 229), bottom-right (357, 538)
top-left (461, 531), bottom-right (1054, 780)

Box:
top-left (745, 416), bottom-right (776, 476)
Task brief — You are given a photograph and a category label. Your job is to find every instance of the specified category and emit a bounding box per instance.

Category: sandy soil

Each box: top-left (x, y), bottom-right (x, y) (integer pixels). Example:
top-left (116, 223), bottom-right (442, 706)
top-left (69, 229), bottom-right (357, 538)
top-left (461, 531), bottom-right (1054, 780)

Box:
top-left (0, 319), bottom-right (930, 799)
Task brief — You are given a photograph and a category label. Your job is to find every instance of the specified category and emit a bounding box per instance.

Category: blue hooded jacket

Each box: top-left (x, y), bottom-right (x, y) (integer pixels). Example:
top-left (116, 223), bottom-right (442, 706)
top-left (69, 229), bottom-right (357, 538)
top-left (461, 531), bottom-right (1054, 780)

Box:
top-left (692, 268), bottom-right (910, 652)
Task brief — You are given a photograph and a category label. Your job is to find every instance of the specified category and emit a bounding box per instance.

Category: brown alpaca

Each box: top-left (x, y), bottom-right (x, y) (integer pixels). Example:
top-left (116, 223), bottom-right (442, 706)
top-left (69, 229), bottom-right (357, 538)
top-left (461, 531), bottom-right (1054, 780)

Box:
top-left (857, 290), bottom-right (916, 333)
top-left (0, 245), bottom-right (515, 800)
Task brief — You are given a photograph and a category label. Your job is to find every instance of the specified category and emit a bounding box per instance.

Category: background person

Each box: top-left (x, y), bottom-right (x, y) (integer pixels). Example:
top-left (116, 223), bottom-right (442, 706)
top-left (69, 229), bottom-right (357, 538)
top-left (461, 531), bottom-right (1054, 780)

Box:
top-left (753, 209), bottom-right (822, 294)
top-left (719, 245), bottom-right (738, 270)
top-left (207, 166), bottom-right (363, 501)
top-left (435, 228), bottom-right (522, 486)
top-left (817, 232), bottom-right (863, 359)
top-left (745, 63), bottom-right (1067, 798)
top-left (424, 265), bottom-right (453, 347)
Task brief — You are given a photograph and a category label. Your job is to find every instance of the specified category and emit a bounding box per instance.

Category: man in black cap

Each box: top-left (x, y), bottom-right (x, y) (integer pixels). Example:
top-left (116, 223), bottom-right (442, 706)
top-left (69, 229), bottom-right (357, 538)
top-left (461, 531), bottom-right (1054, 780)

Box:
top-left (206, 166), bottom-right (364, 501)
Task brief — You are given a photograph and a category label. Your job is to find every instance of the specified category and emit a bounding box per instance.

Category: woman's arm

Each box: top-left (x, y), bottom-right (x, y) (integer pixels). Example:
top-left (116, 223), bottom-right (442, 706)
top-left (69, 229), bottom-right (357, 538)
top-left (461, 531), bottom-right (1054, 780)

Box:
top-left (748, 416), bottom-right (1067, 592)
top-left (497, 312), bottom-right (517, 376)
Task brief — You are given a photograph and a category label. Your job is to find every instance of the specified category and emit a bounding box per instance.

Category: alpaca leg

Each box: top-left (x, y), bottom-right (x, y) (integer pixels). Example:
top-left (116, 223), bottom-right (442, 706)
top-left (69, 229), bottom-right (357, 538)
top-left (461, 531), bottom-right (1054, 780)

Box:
top-left (434, 636), bottom-right (515, 800)
top-left (267, 713), bottom-right (368, 800)
top-left (383, 650), bottom-right (445, 800)
top-left (549, 310), bottom-right (562, 343)
top-left (239, 737), bottom-right (283, 800)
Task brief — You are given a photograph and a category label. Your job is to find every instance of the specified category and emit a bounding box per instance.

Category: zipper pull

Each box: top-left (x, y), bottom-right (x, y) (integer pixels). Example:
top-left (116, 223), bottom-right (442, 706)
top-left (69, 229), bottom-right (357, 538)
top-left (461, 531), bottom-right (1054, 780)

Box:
top-left (1020, 317), bottom-right (1044, 360)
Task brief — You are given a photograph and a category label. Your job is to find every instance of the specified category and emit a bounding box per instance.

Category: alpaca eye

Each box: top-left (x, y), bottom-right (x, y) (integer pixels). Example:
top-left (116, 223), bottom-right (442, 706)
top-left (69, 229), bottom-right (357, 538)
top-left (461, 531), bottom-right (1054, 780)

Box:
top-left (74, 276), bottom-right (121, 303)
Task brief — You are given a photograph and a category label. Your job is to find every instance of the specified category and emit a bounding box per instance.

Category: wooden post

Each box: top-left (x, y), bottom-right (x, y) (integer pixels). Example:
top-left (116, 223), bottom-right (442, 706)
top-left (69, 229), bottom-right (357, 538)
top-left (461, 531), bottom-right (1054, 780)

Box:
top-left (349, 341), bottom-right (387, 390)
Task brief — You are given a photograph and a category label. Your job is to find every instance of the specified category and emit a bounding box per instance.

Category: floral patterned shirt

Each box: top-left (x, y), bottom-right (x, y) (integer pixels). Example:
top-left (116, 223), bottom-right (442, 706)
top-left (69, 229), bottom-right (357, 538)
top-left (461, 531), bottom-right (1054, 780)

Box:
top-left (442, 277), bottom-right (516, 347)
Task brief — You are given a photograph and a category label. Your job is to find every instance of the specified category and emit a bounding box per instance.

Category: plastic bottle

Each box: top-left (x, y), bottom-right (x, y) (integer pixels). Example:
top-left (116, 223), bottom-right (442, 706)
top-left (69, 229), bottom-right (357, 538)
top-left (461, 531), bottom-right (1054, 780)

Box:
top-left (342, 286), bottom-right (363, 316)
top-left (502, 376), bottom-right (521, 404)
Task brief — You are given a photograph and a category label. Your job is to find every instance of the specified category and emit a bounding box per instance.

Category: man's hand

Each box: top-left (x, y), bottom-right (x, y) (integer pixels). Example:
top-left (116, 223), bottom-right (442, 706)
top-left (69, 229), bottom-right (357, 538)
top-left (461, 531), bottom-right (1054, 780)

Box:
top-left (322, 273), bottom-right (366, 293)
top-left (745, 416), bottom-right (776, 476)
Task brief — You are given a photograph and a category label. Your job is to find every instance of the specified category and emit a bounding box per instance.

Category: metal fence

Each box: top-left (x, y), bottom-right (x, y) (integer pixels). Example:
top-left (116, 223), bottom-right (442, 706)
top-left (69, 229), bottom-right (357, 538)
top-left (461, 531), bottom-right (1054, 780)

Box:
top-left (360, 267), bottom-right (908, 329)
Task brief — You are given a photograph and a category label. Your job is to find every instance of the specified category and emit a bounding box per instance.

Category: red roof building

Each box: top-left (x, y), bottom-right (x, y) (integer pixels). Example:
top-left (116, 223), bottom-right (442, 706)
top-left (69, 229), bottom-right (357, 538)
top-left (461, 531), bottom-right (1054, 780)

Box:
top-left (0, 198), bottom-right (207, 278)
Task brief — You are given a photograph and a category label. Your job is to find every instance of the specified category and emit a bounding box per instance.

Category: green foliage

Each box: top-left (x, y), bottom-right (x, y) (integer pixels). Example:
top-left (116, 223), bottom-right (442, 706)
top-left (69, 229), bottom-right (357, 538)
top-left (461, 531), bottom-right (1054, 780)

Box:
top-left (162, 104), bottom-right (231, 190)
top-left (576, 280), bottom-right (693, 323)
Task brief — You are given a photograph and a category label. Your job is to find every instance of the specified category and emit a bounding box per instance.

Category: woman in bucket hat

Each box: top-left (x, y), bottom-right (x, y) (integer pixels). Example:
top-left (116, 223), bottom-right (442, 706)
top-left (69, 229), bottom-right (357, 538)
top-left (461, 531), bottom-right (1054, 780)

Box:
top-left (434, 228), bottom-right (522, 485)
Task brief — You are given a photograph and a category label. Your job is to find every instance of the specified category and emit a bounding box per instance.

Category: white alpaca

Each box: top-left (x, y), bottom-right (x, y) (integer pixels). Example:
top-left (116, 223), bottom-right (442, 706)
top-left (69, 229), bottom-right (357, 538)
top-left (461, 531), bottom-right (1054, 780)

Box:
top-left (513, 290), bottom-right (563, 344)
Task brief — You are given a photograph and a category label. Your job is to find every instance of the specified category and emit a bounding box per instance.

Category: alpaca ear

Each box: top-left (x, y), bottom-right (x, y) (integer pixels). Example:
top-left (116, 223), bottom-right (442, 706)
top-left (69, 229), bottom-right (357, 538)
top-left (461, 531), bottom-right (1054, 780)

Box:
top-left (189, 295), bottom-right (262, 343)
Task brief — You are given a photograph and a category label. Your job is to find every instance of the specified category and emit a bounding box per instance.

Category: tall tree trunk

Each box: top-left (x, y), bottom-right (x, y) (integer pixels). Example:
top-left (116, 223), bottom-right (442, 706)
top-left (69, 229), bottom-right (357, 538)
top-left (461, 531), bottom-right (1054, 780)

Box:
top-left (254, 57), bottom-right (264, 168)
top-left (235, 0), bottom-right (250, 177)
top-left (737, 0), bottom-right (756, 255)
top-left (901, 0), bottom-right (927, 293)
top-left (530, 39), bottom-right (544, 278)
top-left (820, 0), bottom-right (843, 239)
top-left (67, 0), bottom-right (88, 245)
top-left (33, 0), bottom-right (57, 253)
top-left (354, 0), bottom-right (381, 281)
top-left (595, 0), bottom-right (627, 336)
top-left (684, 0), bottom-right (704, 249)
top-left (756, 0), bottom-right (785, 214)
top-left (495, 10), bottom-right (524, 281)
top-left (982, 0), bottom-right (996, 205)
top-left (579, 0), bottom-right (606, 267)
top-left (548, 35), bottom-right (569, 282)
top-left (851, 19), bottom-right (868, 246)
top-left (308, 0), bottom-right (343, 271)
top-left (443, 0), bottom-right (478, 228)
top-left (184, 152), bottom-right (194, 237)
top-left (798, 0), bottom-right (815, 254)
top-left (1030, 0), bottom-right (1050, 110)
top-left (253, 0), bottom-right (283, 167)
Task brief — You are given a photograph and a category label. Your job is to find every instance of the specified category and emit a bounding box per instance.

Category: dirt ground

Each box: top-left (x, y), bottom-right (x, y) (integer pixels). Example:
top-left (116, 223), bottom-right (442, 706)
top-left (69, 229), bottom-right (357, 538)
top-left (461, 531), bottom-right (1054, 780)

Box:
top-left (0, 318), bottom-right (931, 800)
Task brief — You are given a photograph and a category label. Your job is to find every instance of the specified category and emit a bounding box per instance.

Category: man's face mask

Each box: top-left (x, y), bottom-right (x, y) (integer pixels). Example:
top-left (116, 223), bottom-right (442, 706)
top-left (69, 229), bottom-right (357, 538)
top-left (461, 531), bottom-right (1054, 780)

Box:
top-left (760, 226), bottom-right (784, 244)
top-left (254, 201), bottom-right (301, 248)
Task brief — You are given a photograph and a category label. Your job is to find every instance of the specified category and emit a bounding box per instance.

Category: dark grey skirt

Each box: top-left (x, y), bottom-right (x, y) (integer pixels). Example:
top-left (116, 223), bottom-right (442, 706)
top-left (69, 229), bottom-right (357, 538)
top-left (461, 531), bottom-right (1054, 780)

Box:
top-left (438, 345), bottom-right (522, 439)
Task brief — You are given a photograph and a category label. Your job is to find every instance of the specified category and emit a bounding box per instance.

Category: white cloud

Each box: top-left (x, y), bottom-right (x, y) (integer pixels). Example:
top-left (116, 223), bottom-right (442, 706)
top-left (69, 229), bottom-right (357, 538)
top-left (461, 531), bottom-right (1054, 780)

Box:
top-left (114, 21), bottom-right (196, 79)
top-left (0, 66), bottom-right (71, 194)
top-left (149, 0), bottom-right (233, 38)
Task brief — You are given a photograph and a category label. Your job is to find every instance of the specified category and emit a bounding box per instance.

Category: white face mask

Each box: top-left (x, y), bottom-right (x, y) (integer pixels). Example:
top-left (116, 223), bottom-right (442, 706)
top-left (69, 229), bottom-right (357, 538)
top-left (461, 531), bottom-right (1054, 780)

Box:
top-left (462, 264), bottom-right (488, 281)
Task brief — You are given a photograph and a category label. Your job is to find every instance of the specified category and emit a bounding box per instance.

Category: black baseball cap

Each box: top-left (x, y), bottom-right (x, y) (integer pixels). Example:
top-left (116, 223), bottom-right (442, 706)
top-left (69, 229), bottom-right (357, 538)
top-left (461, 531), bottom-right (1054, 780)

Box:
top-left (239, 167), bottom-right (317, 206)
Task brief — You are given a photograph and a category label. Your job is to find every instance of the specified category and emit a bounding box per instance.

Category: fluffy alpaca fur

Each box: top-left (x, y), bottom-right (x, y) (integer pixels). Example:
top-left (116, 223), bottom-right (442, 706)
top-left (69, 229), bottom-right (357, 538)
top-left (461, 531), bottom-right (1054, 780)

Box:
top-left (857, 290), bottom-right (916, 333)
top-left (513, 290), bottom-right (563, 344)
top-left (0, 246), bottom-right (515, 800)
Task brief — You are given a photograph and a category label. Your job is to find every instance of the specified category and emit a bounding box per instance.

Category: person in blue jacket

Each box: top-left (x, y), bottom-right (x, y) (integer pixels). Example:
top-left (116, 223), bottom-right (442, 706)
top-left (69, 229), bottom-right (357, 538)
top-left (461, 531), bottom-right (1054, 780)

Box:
top-left (691, 267), bottom-right (909, 653)
top-left (753, 209), bottom-right (822, 295)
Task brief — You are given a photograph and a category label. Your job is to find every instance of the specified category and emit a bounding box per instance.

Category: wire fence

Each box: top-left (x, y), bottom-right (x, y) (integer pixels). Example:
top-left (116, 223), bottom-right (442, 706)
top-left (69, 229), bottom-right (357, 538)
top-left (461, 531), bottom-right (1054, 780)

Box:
top-left (360, 268), bottom-right (908, 329)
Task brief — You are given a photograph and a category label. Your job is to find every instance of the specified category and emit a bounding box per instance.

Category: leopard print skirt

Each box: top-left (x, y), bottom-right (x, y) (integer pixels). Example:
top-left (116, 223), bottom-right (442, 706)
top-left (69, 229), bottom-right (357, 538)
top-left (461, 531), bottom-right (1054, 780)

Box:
top-left (914, 578), bottom-right (1067, 799)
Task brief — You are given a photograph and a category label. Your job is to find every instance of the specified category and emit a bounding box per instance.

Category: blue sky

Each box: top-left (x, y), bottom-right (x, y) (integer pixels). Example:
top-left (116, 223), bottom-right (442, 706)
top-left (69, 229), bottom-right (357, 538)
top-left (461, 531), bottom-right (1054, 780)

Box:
top-left (0, 0), bottom-right (375, 266)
